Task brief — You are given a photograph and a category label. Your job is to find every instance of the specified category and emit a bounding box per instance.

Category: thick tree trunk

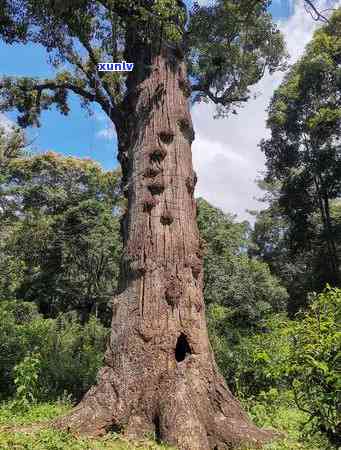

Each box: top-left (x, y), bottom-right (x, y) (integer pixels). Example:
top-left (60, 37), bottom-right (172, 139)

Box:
top-left (54, 44), bottom-right (273, 450)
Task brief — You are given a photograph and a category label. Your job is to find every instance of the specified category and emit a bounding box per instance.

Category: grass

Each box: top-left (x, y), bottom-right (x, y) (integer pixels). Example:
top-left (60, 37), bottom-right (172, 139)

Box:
top-left (243, 391), bottom-right (332, 450)
top-left (0, 398), bottom-right (332, 450)
top-left (0, 401), bottom-right (173, 450)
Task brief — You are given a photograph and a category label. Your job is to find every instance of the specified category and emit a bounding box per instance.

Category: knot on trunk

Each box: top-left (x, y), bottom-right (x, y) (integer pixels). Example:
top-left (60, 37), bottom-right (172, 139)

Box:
top-left (178, 78), bottom-right (192, 98)
top-left (158, 129), bottom-right (174, 144)
top-left (143, 167), bottom-right (162, 178)
top-left (185, 254), bottom-right (203, 279)
top-left (123, 254), bottom-right (146, 278)
top-left (137, 325), bottom-right (154, 342)
top-left (177, 117), bottom-right (195, 142)
top-left (143, 193), bottom-right (159, 212)
top-left (148, 148), bottom-right (167, 163)
top-left (147, 178), bottom-right (165, 195)
top-left (160, 210), bottom-right (173, 225)
top-left (185, 171), bottom-right (198, 195)
top-left (165, 278), bottom-right (183, 307)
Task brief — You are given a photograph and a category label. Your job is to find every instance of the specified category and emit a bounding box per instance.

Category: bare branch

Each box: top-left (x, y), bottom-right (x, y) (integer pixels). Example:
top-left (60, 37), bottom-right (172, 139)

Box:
top-left (304, 0), bottom-right (331, 23)
top-left (191, 84), bottom-right (249, 106)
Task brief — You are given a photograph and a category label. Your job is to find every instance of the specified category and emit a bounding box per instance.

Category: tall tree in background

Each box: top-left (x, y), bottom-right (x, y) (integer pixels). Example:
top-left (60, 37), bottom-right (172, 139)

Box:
top-left (0, 1), bottom-right (286, 448)
top-left (250, 180), bottom-right (324, 314)
top-left (261, 10), bottom-right (341, 298)
top-left (197, 198), bottom-right (288, 326)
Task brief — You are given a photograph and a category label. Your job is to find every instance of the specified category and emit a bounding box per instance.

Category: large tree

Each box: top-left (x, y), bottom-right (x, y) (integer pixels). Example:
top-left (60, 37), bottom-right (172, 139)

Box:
top-left (0, 1), bottom-right (286, 448)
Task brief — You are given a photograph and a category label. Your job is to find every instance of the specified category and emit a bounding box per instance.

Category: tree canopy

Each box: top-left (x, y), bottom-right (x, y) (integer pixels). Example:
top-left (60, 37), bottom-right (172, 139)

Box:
top-left (0, 0), bottom-right (287, 126)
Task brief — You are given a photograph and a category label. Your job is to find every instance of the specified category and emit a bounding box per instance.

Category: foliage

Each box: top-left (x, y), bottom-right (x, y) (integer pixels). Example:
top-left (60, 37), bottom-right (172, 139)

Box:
top-left (197, 198), bottom-right (288, 327)
top-left (0, 402), bottom-right (175, 450)
top-left (0, 399), bottom-right (330, 450)
top-left (13, 352), bottom-right (42, 409)
top-left (208, 307), bottom-right (291, 395)
top-left (188, 0), bottom-right (287, 116)
top-left (208, 287), bottom-right (341, 448)
top-left (0, 150), bottom-right (123, 322)
top-left (246, 393), bottom-right (331, 450)
top-left (250, 180), bottom-right (327, 314)
top-left (0, 1), bottom-right (286, 128)
top-left (259, 10), bottom-right (341, 306)
top-left (0, 301), bottom-right (108, 402)
top-left (0, 401), bottom-right (71, 426)
top-left (287, 287), bottom-right (341, 447)
top-left (0, 125), bottom-right (26, 222)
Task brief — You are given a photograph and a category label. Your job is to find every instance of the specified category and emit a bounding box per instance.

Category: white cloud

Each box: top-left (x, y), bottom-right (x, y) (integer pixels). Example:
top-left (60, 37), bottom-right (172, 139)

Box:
top-left (192, 0), bottom-right (340, 223)
top-left (96, 125), bottom-right (116, 140)
top-left (194, 0), bottom-right (215, 4)
top-left (95, 112), bottom-right (117, 140)
top-left (0, 113), bottom-right (14, 132)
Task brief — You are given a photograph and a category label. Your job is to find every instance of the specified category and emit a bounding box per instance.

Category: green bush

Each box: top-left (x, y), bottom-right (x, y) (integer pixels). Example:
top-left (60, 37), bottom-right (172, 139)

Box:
top-left (208, 287), bottom-right (340, 449)
top-left (287, 287), bottom-right (341, 447)
top-left (13, 352), bottom-right (42, 409)
top-left (207, 305), bottom-right (291, 396)
top-left (0, 301), bottom-right (108, 402)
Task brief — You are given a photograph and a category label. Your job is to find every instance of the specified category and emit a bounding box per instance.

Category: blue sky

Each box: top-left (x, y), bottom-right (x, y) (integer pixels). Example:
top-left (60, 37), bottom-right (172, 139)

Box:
top-left (0, 1), bottom-right (291, 172)
top-left (3, 0), bottom-right (335, 221)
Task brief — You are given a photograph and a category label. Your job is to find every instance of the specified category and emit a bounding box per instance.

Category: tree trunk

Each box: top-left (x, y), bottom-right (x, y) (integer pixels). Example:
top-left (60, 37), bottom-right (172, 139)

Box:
top-left (54, 43), bottom-right (273, 450)
top-left (323, 194), bottom-right (339, 281)
top-left (313, 175), bottom-right (339, 283)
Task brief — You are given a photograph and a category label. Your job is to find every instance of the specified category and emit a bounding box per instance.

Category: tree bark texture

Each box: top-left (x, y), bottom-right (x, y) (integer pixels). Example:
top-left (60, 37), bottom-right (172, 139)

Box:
top-left (54, 44), bottom-right (273, 450)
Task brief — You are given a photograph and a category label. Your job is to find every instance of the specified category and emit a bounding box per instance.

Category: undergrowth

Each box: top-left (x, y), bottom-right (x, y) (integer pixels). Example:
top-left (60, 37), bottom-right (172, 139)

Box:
top-left (0, 401), bottom-right (173, 450)
top-left (0, 397), bottom-right (332, 450)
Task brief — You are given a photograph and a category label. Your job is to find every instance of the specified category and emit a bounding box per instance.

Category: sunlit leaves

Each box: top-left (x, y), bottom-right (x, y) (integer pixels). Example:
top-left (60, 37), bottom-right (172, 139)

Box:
top-left (188, 0), bottom-right (287, 117)
top-left (288, 287), bottom-right (341, 443)
top-left (0, 0), bottom-right (286, 125)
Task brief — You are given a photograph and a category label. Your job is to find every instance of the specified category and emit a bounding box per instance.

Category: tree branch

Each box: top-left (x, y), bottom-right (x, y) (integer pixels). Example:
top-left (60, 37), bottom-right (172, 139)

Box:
top-left (0, 77), bottom-right (121, 126)
top-left (191, 83), bottom-right (249, 105)
top-left (304, 0), bottom-right (331, 23)
top-left (62, 21), bottom-right (121, 121)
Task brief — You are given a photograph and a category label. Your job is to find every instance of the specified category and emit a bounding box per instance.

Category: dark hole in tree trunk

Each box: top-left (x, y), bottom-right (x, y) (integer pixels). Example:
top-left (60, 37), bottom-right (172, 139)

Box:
top-left (153, 415), bottom-right (161, 442)
top-left (175, 333), bottom-right (191, 362)
top-left (110, 424), bottom-right (122, 434)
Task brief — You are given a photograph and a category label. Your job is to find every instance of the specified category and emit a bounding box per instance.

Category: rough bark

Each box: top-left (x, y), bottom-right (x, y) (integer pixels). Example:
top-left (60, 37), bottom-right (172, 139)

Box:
top-left (54, 42), bottom-right (274, 450)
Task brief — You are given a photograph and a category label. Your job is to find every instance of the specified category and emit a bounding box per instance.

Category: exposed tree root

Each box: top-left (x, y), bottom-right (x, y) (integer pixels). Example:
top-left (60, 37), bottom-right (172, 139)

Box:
top-left (54, 355), bottom-right (276, 450)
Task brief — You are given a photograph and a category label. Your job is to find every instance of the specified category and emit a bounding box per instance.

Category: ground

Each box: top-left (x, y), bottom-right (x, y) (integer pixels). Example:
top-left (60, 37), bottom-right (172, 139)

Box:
top-left (0, 398), bottom-right (330, 450)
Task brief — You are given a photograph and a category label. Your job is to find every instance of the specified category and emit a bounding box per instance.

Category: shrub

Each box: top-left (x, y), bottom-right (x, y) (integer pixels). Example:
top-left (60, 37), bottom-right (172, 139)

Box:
top-left (0, 301), bottom-right (108, 402)
top-left (13, 352), bottom-right (42, 409)
top-left (207, 305), bottom-right (291, 396)
top-left (287, 287), bottom-right (341, 447)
